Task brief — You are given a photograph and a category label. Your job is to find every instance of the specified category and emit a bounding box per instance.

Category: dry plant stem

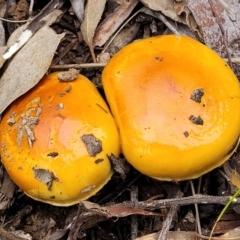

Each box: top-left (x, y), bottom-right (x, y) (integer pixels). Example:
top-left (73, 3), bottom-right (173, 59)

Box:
top-left (225, 57), bottom-right (240, 63)
top-left (52, 38), bottom-right (78, 65)
top-left (190, 180), bottom-right (202, 236)
top-left (50, 63), bottom-right (106, 69)
top-left (102, 7), bottom-right (145, 53)
top-left (98, 173), bottom-right (141, 204)
top-left (25, 0), bottom-right (63, 33)
top-left (29, 0), bottom-right (34, 17)
top-left (197, 176), bottom-right (202, 193)
top-left (218, 169), bottom-right (231, 184)
top-left (0, 17), bottom-right (28, 23)
top-left (130, 186), bottom-right (138, 240)
top-left (50, 58), bottom-right (240, 70)
top-left (156, 191), bottom-right (183, 240)
top-left (136, 194), bottom-right (240, 210)
top-left (217, 0), bottom-right (236, 21)
top-left (153, 12), bottom-right (180, 35)
top-left (157, 205), bottom-right (178, 240)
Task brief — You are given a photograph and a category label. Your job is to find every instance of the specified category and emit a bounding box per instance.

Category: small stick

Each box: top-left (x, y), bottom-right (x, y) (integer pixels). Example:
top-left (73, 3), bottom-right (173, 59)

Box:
top-left (130, 186), bottom-right (138, 240)
top-left (156, 191), bottom-right (183, 240)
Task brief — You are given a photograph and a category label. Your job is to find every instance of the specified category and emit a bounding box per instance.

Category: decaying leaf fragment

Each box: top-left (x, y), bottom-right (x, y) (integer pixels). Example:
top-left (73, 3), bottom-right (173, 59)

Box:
top-left (187, 0), bottom-right (227, 57)
top-left (223, 160), bottom-right (240, 189)
top-left (33, 167), bottom-right (58, 190)
top-left (93, 0), bottom-right (138, 47)
top-left (70, 0), bottom-right (86, 23)
top-left (81, 0), bottom-right (107, 62)
top-left (106, 23), bottom-right (141, 54)
top-left (187, 0), bottom-right (240, 59)
top-left (135, 231), bottom-right (196, 240)
top-left (139, 0), bottom-right (201, 39)
top-left (2, 0), bottom-right (64, 61)
top-left (0, 10), bottom-right (65, 115)
top-left (48, 199), bottom-right (161, 239)
top-left (81, 134), bottom-right (102, 157)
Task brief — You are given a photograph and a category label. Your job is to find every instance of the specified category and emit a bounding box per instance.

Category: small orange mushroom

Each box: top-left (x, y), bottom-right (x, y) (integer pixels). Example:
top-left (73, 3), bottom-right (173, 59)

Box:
top-left (0, 71), bottom-right (120, 206)
top-left (102, 35), bottom-right (240, 181)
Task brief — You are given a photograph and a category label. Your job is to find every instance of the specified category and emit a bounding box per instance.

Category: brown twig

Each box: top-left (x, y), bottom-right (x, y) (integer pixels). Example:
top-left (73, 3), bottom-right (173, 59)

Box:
top-left (130, 186), bottom-right (138, 240)
top-left (135, 194), bottom-right (240, 210)
top-left (156, 190), bottom-right (183, 240)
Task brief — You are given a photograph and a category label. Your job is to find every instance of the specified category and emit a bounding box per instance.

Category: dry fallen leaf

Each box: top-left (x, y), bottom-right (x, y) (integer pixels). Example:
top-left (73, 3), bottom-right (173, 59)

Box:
top-left (135, 231), bottom-right (196, 240)
top-left (219, 226), bottom-right (240, 238)
top-left (0, 10), bottom-right (65, 114)
top-left (81, 0), bottom-right (107, 62)
top-left (223, 160), bottom-right (240, 189)
top-left (187, 0), bottom-right (226, 57)
top-left (2, 0), bottom-right (63, 61)
top-left (187, 0), bottom-right (240, 57)
top-left (70, 0), bottom-right (86, 23)
top-left (140, 0), bottom-right (185, 22)
top-left (139, 0), bottom-right (200, 39)
top-left (48, 200), bottom-right (161, 240)
top-left (0, 1), bottom-right (7, 47)
top-left (187, 0), bottom-right (240, 77)
top-left (93, 0), bottom-right (138, 47)
top-left (106, 23), bottom-right (141, 55)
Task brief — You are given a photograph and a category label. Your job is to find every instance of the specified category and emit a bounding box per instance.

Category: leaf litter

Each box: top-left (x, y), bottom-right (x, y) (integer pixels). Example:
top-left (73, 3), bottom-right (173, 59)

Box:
top-left (81, 0), bottom-right (107, 62)
top-left (0, 0), bottom-right (240, 239)
top-left (0, 10), bottom-right (65, 114)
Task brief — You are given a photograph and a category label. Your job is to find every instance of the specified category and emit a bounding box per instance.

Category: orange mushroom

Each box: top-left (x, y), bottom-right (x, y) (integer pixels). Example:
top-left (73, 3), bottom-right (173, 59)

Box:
top-left (0, 71), bottom-right (120, 206)
top-left (102, 35), bottom-right (240, 181)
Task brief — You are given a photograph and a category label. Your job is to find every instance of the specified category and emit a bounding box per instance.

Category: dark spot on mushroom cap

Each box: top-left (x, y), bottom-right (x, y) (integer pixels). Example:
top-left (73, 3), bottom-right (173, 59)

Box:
top-left (189, 115), bottom-right (204, 125)
top-left (47, 152), bottom-right (59, 158)
top-left (65, 85), bottom-right (72, 92)
top-left (190, 88), bottom-right (204, 103)
top-left (183, 131), bottom-right (189, 137)
top-left (95, 158), bottom-right (104, 164)
top-left (81, 134), bottom-right (102, 157)
top-left (155, 56), bottom-right (163, 61)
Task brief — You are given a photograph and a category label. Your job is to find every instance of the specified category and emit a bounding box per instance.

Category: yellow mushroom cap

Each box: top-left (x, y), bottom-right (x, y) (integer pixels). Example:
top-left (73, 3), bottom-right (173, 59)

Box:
top-left (102, 34), bottom-right (240, 181)
top-left (0, 72), bottom-right (120, 206)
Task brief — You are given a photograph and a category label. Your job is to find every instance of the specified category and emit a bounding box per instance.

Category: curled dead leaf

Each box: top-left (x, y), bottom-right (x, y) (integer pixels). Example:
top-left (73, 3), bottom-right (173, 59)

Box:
top-left (140, 0), bottom-right (201, 39)
top-left (93, 0), bottom-right (138, 47)
top-left (81, 0), bottom-right (107, 62)
top-left (70, 0), bottom-right (86, 23)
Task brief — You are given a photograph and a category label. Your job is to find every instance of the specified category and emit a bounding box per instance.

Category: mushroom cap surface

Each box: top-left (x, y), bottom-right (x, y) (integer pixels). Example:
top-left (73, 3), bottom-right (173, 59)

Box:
top-left (0, 72), bottom-right (120, 206)
top-left (102, 35), bottom-right (240, 181)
